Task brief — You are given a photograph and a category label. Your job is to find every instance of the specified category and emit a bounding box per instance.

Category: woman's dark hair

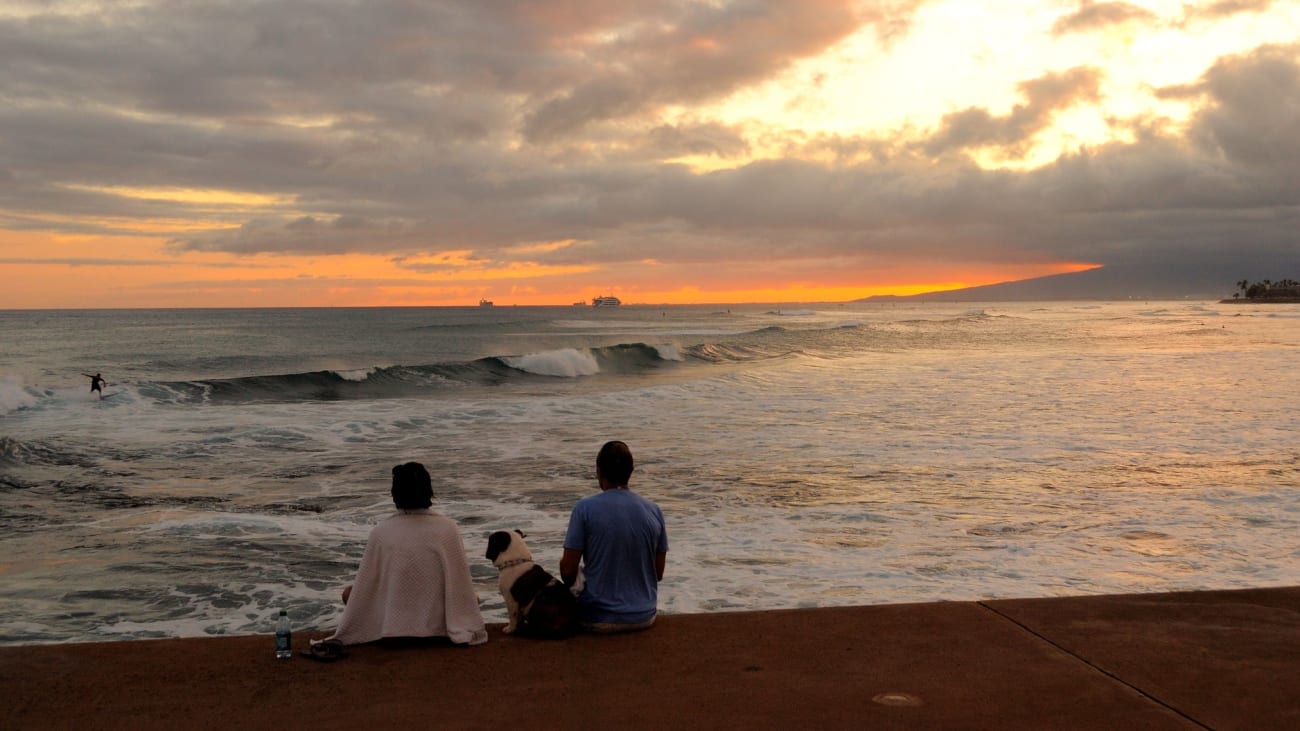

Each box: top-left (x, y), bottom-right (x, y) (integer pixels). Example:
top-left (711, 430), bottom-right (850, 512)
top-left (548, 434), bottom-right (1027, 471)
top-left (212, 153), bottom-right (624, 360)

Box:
top-left (391, 462), bottom-right (434, 509)
top-left (596, 441), bottom-right (634, 486)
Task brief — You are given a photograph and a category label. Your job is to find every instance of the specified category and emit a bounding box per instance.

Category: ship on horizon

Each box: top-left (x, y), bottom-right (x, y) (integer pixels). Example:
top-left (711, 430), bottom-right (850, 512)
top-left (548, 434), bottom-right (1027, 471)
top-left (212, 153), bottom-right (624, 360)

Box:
top-left (591, 295), bottom-right (621, 307)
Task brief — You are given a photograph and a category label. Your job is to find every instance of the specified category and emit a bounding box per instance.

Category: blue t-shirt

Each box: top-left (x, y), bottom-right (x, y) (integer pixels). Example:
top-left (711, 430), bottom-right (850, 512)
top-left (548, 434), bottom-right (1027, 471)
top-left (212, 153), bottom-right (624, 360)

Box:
top-left (564, 488), bottom-right (668, 624)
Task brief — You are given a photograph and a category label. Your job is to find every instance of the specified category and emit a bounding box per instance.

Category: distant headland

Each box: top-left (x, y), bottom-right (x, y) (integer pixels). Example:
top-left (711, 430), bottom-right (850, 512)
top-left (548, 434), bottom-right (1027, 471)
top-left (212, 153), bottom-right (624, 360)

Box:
top-left (1221, 278), bottom-right (1300, 303)
top-left (852, 268), bottom-right (1299, 303)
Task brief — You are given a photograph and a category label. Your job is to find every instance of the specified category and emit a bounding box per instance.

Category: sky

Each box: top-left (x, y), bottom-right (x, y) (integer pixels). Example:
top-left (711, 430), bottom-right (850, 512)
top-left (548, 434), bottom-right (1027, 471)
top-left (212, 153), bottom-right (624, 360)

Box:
top-left (1, 0), bottom-right (1298, 308)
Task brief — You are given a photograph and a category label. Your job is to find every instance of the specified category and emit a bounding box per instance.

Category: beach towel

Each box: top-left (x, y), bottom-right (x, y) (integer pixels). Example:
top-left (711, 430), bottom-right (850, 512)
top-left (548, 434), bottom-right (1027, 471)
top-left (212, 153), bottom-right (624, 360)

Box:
top-left (330, 510), bottom-right (488, 646)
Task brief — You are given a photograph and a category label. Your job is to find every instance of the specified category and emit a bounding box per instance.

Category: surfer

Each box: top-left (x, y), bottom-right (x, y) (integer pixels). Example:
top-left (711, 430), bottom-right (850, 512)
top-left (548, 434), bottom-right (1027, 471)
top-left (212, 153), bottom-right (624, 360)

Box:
top-left (83, 372), bottom-right (106, 397)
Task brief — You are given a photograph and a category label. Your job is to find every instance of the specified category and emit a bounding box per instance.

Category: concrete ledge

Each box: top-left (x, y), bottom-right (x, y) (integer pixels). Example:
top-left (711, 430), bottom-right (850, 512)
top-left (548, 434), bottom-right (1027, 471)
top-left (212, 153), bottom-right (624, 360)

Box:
top-left (986, 586), bottom-right (1300, 730)
top-left (4, 587), bottom-right (1298, 729)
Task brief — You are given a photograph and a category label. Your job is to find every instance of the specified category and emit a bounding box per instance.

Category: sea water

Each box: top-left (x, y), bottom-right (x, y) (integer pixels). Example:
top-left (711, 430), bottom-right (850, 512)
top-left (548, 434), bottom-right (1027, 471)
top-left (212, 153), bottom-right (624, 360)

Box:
top-left (0, 301), bottom-right (1296, 645)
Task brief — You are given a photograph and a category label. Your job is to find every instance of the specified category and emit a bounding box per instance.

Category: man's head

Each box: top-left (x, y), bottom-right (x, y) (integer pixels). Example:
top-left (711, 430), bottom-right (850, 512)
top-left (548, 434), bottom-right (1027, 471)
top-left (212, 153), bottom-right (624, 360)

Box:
top-left (596, 441), bottom-right (634, 488)
top-left (391, 461), bottom-right (433, 509)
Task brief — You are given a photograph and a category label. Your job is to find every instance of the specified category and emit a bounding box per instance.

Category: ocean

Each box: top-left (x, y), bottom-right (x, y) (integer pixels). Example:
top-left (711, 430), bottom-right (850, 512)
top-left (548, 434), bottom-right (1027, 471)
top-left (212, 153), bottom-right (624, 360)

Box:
top-left (1, 301), bottom-right (1297, 645)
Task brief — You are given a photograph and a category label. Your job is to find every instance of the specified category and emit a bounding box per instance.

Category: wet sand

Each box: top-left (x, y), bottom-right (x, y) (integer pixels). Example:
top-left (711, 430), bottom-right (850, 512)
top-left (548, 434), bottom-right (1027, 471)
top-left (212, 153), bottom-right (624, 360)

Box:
top-left (3, 586), bottom-right (1298, 730)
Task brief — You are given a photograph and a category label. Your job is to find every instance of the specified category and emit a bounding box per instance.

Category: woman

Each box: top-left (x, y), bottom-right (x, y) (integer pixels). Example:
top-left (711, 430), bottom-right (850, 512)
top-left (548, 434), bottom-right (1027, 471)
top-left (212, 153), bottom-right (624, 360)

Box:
top-left (328, 462), bottom-right (487, 646)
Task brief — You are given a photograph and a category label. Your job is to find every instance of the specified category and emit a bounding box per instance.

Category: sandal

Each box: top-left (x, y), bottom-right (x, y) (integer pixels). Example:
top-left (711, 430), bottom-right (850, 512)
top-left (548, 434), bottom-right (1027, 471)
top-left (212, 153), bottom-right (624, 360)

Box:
top-left (300, 638), bottom-right (349, 662)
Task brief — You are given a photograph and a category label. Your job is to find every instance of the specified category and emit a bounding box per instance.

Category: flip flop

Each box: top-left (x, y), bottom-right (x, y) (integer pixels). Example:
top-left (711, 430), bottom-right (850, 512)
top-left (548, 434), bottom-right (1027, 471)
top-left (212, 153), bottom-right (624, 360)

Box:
top-left (300, 638), bottom-right (349, 662)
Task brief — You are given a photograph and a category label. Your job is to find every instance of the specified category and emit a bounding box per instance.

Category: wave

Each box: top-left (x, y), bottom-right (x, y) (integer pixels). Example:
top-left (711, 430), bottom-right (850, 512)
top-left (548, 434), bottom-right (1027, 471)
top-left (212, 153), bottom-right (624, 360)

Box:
top-left (500, 348), bottom-right (599, 377)
top-left (0, 376), bottom-right (40, 415)
top-left (685, 342), bottom-right (787, 364)
top-left (409, 319), bottom-right (540, 331)
top-left (0, 435), bottom-right (97, 470)
top-left (136, 340), bottom-right (776, 405)
top-left (29, 321), bottom-right (875, 408)
top-left (333, 367), bottom-right (383, 382)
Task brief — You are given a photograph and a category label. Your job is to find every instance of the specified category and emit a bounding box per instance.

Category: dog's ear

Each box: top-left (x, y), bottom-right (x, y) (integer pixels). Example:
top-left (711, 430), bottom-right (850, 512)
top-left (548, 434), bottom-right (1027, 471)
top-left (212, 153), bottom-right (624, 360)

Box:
top-left (486, 531), bottom-right (513, 561)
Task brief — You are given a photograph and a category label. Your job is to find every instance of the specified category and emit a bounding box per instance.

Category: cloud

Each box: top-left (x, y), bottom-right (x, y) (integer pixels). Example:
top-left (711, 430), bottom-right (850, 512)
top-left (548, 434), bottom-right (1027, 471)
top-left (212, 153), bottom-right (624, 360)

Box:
top-left (0, 1), bottom-right (925, 240)
top-left (1048, 0), bottom-right (1280, 36)
top-left (152, 42), bottom-right (1300, 287)
top-left (1051, 1), bottom-right (1158, 36)
top-left (919, 67), bottom-right (1104, 156)
top-left (637, 123), bottom-right (752, 160)
top-left (0, 257), bottom-right (269, 268)
top-left (520, 0), bottom-right (898, 142)
top-left (1, 2), bottom-right (1296, 300)
top-left (515, 43), bottom-right (1300, 279)
top-left (1184, 43), bottom-right (1300, 170)
top-left (1182, 0), bottom-right (1279, 24)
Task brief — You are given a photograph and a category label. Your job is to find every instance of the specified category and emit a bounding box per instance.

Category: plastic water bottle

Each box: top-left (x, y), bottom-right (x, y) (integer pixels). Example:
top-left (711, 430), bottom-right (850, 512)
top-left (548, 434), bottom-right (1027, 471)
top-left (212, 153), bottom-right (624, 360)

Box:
top-left (274, 609), bottom-right (292, 659)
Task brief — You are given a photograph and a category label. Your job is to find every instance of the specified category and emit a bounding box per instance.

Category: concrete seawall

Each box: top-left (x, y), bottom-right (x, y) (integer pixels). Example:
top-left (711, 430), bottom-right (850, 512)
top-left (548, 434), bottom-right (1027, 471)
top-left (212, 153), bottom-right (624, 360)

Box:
top-left (4, 586), bottom-right (1298, 729)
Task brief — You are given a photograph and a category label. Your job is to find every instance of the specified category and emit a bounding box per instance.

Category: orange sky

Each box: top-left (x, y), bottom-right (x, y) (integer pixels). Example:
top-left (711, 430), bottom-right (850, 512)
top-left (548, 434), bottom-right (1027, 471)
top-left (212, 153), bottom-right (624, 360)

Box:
top-left (1, 228), bottom-right (1098, 307)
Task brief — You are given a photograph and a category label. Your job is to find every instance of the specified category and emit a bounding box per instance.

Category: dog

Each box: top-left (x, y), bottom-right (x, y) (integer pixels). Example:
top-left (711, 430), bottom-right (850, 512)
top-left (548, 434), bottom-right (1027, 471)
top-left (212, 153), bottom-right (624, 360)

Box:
top-left (485, 530), bottom-right (580, 638)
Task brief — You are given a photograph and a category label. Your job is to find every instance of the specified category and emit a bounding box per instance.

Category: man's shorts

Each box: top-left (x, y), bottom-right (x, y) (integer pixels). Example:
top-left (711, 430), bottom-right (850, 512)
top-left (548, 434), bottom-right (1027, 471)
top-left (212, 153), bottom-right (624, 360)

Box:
top-left (581, 615), bottom-right (656, 634)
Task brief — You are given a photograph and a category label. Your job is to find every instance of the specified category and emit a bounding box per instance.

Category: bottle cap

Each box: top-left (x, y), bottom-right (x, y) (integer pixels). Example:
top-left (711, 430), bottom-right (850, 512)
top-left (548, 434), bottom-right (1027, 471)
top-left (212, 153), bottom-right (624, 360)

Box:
top-left (279, 609), bottom-right (287, 615)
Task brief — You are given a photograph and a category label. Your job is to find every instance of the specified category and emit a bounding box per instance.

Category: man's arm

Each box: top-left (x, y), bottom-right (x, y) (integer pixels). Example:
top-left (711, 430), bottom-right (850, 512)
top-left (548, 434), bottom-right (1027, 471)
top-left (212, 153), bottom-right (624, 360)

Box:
top-left (655, 551), bottom-right (666, 582)
top-left (560, 547), bottom-right (583, 587)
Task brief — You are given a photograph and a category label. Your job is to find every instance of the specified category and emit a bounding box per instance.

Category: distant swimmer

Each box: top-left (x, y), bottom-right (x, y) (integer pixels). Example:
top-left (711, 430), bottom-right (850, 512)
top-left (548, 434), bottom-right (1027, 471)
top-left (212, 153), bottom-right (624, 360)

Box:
top-left (83, 372), bottom-right (106, 397)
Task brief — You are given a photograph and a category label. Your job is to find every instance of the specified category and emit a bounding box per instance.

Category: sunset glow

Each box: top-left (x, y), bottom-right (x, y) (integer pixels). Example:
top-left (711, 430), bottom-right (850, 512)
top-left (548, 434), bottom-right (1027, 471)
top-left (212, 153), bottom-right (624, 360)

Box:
top-left (2, 1), bottom-right (1297, 308)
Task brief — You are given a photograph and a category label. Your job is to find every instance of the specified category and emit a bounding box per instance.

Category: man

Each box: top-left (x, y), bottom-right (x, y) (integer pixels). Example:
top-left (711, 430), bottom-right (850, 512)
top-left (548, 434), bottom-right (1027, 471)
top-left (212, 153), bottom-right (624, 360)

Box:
top-left (83, 373), bottom-right (106, 397)
top-left (560, 441), bottom-right (668, 633)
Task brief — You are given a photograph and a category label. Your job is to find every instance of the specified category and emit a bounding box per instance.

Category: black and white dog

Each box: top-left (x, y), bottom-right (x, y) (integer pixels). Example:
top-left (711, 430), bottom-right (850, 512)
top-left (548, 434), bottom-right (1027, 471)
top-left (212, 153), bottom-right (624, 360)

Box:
top-left (485, 530), bottom-right (580, 638)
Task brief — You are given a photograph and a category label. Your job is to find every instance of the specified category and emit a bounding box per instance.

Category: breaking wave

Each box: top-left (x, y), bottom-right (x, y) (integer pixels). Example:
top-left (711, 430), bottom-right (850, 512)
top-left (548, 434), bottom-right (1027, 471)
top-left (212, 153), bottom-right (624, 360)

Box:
top-left (0, 376), bottom-right (40, 415)
top-left (51, 318), bottom-right (893, 408)
top-left (132, 338), bottom-right (801, 406)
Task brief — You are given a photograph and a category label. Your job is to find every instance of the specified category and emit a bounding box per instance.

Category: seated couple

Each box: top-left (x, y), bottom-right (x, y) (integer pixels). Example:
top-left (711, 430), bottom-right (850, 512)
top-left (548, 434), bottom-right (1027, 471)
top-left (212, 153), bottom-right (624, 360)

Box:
top-left (326, 442), bottom-right (668, 645)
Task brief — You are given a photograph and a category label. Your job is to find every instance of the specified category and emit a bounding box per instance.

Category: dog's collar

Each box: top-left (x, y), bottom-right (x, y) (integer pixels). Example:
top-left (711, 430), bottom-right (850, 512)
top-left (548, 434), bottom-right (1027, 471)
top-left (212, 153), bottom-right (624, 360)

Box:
top-left (496, 558), bottom-right (532, 570)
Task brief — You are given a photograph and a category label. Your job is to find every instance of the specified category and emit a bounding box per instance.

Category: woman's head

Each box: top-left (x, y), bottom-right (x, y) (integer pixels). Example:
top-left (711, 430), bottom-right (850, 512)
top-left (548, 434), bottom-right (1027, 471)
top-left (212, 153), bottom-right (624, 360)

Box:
top-left (391, 462), bottom-right (434, 509)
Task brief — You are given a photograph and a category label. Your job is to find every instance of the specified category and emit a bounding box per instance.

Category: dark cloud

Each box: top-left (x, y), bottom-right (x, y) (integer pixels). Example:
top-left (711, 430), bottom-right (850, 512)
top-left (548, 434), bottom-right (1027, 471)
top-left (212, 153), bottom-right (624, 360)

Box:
top-left (1, 1), bottom-right (921, 239)
top-left (166, 43), bottom-right (1300, 288)
top-left (521, 0), bottom-right (882, 141)
top-left (1185, 44), bottom-right (1300, 170)
top-left (1051, 2), bottom-right (1158, 36)
top-left (517, 44), bottom-right (1300, 282)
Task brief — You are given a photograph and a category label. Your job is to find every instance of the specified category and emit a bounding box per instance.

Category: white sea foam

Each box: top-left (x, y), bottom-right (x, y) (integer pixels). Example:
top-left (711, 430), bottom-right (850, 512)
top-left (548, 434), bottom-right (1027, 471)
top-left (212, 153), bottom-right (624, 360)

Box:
top-left (552, 319), bottom-right (633, 329)
top-left (653, 344), bottom-right (684, 361)
top-left (332, 367), bottom-right (379, 382)
top-left (662, 329), bottom-right (746, 336)
top-left (502, 348), bottom-right (600, 377)
top-left (0, 375), bottom-right (39, 414)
